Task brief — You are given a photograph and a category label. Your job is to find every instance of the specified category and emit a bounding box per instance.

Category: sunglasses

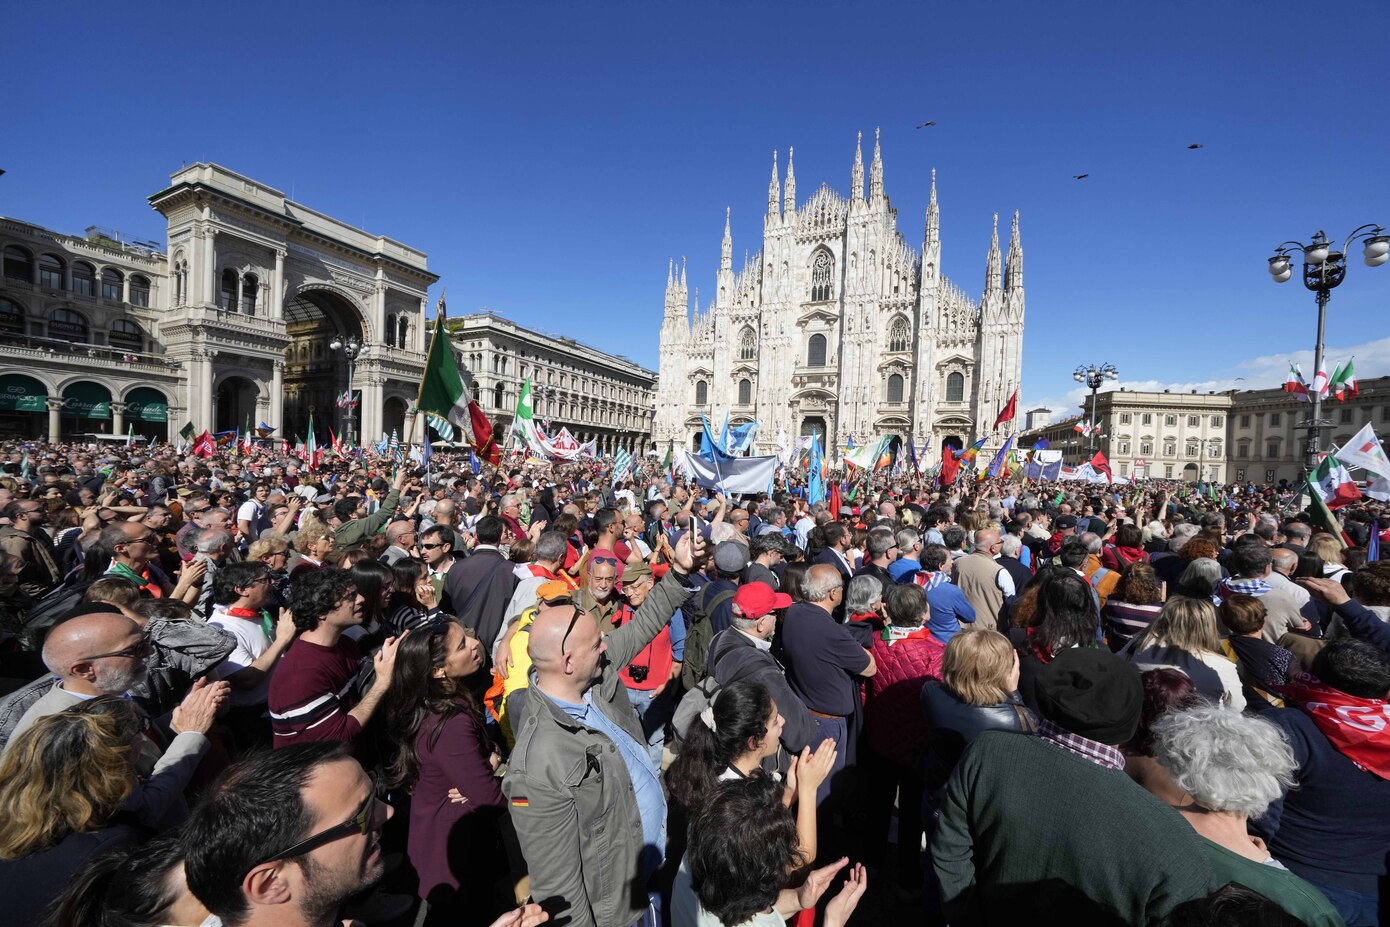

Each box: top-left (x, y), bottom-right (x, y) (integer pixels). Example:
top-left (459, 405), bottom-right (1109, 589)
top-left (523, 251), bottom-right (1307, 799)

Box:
top-left (420, 542), bottom-right (448, 551)
top-left (82, 632), bottom-right (153, 662)
top-left (253, 790), bottom-right (380, 868)
top-left (555, 604), bottom-right (583, 655)
top-left (590, 556), bottom-right (619, 566)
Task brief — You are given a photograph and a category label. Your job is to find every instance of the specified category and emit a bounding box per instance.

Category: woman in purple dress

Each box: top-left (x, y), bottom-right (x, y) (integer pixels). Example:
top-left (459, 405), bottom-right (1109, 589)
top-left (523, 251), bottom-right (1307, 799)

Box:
top-left (386, 616), bottom-right (510, 927)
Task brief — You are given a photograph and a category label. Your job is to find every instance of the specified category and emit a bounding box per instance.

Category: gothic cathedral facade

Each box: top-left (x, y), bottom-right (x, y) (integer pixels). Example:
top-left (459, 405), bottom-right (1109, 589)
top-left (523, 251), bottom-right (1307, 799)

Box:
top-left (653, 130), bottom-right (1025, 463)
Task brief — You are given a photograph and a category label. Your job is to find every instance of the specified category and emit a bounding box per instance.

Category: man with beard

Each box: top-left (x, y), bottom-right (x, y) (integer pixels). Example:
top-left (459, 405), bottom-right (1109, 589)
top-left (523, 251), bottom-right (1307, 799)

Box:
top-left (268, 569), bottom-right (404, 747)
top-left (0, 612), bottom-right (227, 824)
top-left (182, 742), bottom-right (408, 927)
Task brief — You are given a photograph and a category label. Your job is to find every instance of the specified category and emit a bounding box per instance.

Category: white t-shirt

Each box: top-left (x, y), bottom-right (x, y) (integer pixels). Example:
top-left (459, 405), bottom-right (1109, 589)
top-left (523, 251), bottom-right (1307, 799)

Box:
top-left (208, 608), bottom-right (273, 707)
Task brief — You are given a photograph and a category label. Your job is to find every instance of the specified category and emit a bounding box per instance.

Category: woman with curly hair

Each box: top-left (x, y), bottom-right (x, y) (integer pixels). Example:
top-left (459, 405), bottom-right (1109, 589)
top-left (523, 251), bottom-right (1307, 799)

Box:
top-left (673, 774), bottom-right (867, 927)
top-left (384, 616), bottom-right (508, 927)
top-left (0, 698), bottom-right (145, 926)
top-left (1147, 706), bottom-right (1342, 926)
top-left (1102, 561), bottom-right (1166, 650)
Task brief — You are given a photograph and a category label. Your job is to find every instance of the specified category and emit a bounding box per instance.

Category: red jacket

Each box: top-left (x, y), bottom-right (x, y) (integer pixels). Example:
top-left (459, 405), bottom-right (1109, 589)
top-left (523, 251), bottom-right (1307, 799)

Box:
top-left (864, 629), bottom-right (945, 769)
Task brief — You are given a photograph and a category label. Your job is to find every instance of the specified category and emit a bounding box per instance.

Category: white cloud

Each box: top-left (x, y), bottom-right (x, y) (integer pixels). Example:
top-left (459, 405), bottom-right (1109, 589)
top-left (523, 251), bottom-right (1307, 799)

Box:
top-left (1026, 336), bottom-right (1390, 425)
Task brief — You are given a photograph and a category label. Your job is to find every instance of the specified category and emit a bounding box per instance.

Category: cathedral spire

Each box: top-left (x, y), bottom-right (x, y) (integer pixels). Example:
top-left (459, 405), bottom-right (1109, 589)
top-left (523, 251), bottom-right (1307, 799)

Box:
top-left (784, 146), bottom-right (796, 213)
top-left (1006, 210), bottom-right (1023, 292)
top-left (851, 131), bottom-right (864, 202)
top-left (869, 127), bottom-right (884, 202)
top-left (928, 167), bottom-right (939, 243)
top-left (720, 207), bottom-right (732, 272)
top-left (680, 255), bottom-right (687, 294)
top-left (767, 150), bottom-right (780, 218)
top-left (985, 212), bottom-right (1002, 294)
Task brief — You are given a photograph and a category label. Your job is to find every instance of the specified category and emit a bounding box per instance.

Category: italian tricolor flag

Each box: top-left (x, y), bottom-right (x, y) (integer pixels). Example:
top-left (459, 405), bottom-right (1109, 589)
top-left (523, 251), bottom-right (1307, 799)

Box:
top-left (1284, 363), bottom-right (1311, 401)
top-left (1330, 358), bottom-right (1359, 401)
top-left (1312, 452), bottom-right (1362, 509)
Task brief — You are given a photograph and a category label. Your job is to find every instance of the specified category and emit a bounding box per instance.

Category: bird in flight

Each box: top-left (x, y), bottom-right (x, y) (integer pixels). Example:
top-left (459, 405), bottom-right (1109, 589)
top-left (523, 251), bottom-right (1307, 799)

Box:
top-left (916, 120), bottom-right (936, 128)
top-left (1073, 173), bottom-right (1089, 180)
top-left (1187, 143), bottom-right (1204, 149)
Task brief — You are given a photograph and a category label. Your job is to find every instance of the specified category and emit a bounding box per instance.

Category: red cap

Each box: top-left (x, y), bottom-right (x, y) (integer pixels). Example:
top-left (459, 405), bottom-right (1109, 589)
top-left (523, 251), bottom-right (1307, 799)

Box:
top-left (732, 581), bottom-right (793, 619)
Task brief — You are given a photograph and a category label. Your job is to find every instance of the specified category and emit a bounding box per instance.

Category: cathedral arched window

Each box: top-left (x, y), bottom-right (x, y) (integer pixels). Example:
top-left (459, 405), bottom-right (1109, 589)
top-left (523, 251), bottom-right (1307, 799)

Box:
top-left (810, 251), bottom-right (833, 302)
top-left (946, 372), bottom-right (965, 403)
top-left (241, 274), bottom-right (258, 314)
top-left (494, 383), bottom-right (505, 409)
top-left (887, 374), bottom-right (904, 404)
top-left (738, 327), bottom-right (756, 361)
top-left (219, 269), bottom-right (238, 311)
top-left (807, 333), bottom-right (827, 367)
top-left (888, 317), bottom-right (910, 352)
top-left (695, 380), bottom-right (708, 406)
top-left (385, 315), bottom-right (397, 347)
top-left (738, 379), bottom-right (752, 405)
top-left (397, 317), bottom-right (409, 349)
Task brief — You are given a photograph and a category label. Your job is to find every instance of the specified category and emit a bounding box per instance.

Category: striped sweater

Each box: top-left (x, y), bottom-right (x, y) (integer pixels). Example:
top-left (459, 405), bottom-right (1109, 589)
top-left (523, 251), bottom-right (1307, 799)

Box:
top-left (267, 637), bottom-right (364, 746)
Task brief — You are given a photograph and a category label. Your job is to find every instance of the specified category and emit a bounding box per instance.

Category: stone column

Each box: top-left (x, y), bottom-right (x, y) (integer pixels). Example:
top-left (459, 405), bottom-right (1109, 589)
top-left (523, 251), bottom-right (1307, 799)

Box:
top-left (111, 401), bottom-right (127, 438)
top-left (360, 373), bottom-right (384, 442)
top-left (202, 227), bottom-right (217, 306)
top-left (270, 361), bottom-right (285, 429)
top-left (372, 272), bottom-right (386, 342)
top-left (417, 297), bottom-right (428, 352)
top-left (199, 351), bottom-right (216, 429)
top-left (46, 398), bottom-right (63, 443)
top-left (272, 249), bottom-right (286, 320)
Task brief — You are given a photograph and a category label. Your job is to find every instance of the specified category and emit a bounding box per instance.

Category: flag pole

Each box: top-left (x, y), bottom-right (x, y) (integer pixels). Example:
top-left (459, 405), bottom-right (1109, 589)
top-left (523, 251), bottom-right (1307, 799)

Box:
top-left (405, 289), bottom-right (446, 454)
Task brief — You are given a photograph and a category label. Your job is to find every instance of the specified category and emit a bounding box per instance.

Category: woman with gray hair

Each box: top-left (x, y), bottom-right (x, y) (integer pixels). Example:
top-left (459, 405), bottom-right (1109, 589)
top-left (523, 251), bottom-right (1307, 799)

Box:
top-left (1145, 705), bottom-right (1342, 926)
top-left (844, 574), bottom-right (884, 625)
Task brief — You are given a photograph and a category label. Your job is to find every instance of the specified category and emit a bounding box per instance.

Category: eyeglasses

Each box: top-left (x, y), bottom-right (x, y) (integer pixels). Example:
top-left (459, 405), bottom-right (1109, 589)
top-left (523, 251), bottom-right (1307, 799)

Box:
top-left (82, 632), bottom-right (153, 662)
top-left (254, 790), bottom-right (380, 867)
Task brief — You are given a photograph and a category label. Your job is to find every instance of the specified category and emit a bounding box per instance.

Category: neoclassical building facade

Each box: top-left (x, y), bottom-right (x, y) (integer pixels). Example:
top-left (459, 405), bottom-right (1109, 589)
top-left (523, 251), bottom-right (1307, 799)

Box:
top-left (654, 130), bottom-right (1025, 460)
top-left (0, 163), bottom-right (437, 444)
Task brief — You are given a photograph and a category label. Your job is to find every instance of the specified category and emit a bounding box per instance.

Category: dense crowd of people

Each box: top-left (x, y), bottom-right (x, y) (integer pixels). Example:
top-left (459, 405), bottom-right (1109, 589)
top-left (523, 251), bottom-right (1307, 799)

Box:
top-left (0, 437), bottom-right (1388, 927)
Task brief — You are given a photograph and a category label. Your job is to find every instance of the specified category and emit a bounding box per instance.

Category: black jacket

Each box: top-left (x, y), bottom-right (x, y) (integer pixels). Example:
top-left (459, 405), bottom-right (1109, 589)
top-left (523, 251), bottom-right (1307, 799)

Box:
top-left (920, 679), bottom-right (1035, 794)
top-left (707, 628), bottom-right (816, 756)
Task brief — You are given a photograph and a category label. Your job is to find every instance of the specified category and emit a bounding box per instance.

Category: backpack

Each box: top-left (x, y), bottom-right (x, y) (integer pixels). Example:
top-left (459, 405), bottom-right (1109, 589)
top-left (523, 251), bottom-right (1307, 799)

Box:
top-left (21, 576), bottom-right (93, 650)
top-left (671, 635), bottom-right (764, 749)
top-left (679, 585), bottom-right (737, 690)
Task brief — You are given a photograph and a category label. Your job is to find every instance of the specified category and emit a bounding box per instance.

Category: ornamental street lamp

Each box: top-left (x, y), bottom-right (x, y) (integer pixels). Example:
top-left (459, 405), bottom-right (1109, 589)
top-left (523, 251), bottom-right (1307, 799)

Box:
top-left (328, 334), bottom-right (362, 447)
top-left (1268, 225), bottom-right (1387, 474)
top-left (1073, 363), bottom-right (1118, 452)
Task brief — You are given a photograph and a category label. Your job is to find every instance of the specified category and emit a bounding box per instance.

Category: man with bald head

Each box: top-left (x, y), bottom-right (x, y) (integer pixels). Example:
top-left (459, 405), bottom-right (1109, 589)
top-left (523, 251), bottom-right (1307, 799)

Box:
top-left (380, 519), bottom-right (418, 566)
top-left (951, 528), bottom-right (1014, 631)
top-left (1, 612), bottom-right (228, 821)
top-left (504, 531), bottom-right (700, 927)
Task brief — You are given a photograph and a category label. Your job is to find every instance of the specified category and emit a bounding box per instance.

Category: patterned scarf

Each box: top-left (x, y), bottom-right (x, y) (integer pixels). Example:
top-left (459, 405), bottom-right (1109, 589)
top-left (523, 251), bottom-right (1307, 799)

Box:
top-left (913, 570), bottom-right (951, 591)
top-left (1214, 577), bottom-right (1272, 605)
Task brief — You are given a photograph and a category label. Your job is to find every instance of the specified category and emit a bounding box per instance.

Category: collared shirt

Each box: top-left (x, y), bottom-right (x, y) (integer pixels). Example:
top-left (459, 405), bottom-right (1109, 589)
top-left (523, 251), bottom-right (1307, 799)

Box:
top-left (734, 628), bottom-right (773, 652)
top-left (1034, 719), bottom-right (1126, 771)
top-left (540, 688), bottom-right (666, 873)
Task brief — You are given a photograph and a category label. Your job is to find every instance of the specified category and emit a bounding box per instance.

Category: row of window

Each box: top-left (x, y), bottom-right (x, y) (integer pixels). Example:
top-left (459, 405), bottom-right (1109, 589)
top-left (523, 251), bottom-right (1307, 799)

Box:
top-left (694, 370), bottom-right (953, 407)
top-left (1115, 440), bottom-right (1222, 457)
top-left (1117, 412), bottom-right (1224, 428)
top-left (736, 316), bottom-right (912, 363)
top-left (4, 246), bottom-right (151, 306)
top-left (0, 296), bottom-right (144, 347)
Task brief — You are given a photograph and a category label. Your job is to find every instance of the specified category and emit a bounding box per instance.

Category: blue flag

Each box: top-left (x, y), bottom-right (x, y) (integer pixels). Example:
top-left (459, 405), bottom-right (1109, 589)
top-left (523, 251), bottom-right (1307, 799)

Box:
top-left (1370, 527), bottom-right (1381, 563)
top-left (807, 430), bottom-right (826, 504)
top-left (699, 414), bottom-right (735, 462)
top-left (421, 430), bottom-right (433, 469)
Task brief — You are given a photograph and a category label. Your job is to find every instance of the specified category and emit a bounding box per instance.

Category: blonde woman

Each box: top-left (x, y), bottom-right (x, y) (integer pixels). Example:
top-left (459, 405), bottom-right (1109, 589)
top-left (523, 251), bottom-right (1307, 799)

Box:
top-left (0, 699), bottom-right (144, 925)
top-left (1122, 597), bottom-right (1245, 711)
top-left (1308, 533), bottom-right (1350, 584)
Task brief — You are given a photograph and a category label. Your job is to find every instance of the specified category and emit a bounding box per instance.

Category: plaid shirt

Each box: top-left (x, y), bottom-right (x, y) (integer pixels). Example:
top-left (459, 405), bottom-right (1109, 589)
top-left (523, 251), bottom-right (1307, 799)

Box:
top-left (1035, 719), bottom-right (1126, 771)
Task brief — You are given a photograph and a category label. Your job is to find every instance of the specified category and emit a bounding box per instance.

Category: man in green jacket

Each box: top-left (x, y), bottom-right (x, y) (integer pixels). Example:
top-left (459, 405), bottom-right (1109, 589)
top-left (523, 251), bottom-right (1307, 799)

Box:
top-left (504, 532), bottom-right (700, 927)
top-left (932, 647), bottom-right (1222, 926)
top-left (329, 468), bottom-right (415, 547)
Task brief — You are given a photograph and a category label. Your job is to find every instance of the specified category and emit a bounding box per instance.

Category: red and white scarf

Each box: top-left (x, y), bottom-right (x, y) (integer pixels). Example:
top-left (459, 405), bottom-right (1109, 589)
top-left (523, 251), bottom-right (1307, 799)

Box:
top-left (1277, 673), bottom-right (1390, 779)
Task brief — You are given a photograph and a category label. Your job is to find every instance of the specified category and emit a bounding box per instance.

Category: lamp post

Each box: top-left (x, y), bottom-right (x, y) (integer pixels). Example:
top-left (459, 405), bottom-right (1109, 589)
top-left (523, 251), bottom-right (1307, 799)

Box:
top-left (327, 334), bottom-right (362, 447)
top-left (1268, 226), bottom-right (1387, 474)
top-left (1073, 363), bottom-right (1118, 452)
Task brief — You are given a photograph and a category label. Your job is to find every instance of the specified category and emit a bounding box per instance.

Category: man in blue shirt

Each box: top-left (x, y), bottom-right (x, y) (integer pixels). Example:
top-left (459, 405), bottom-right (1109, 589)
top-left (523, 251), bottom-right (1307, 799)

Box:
top-left (888, 528), bottom-right (924, 583)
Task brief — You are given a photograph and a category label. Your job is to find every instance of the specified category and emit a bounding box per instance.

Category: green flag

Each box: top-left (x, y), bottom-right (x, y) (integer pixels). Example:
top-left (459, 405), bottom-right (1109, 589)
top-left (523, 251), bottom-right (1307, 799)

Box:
top-left (511, 378), bottom-right (550, 457)
top-left (417, 296), bottom-right (470, 429)
top-left (661, 440), bottom-right (672, 472)
top-left (1303, 478), bottom-right (1348, 550)
top-left (179, 421), bottom-right (196, 442)
top-left (1053, 488), bottom-right (1065, 506)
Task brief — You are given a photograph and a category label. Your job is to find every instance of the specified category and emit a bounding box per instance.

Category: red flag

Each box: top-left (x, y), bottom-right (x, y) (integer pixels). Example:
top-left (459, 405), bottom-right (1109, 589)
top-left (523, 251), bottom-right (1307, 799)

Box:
top-left (829, 480), bottom-right (842, 520)
top-left (468, 400), bottom-right (502, 466)
top-left (1090, 450), bottom-right (1112, 483)
top-left (992, 389), bottom-right (1019, 431)
top-left (192, 430), bottom-right (215, 459)
top-left (938, 448), bottom-right (961, 488)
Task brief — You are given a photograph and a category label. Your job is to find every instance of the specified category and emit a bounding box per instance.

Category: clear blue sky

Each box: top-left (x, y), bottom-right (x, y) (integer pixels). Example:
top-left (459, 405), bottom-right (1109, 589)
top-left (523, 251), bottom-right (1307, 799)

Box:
top-left (4, 1), bottom-right (1388, 422)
